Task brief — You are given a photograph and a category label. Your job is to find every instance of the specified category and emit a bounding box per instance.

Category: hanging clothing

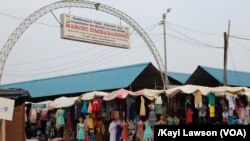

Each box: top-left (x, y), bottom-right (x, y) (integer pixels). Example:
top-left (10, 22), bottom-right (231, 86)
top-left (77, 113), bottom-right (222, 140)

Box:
top-left (29, 108), bottom-right (37, 123)
top-left (92, 98), bottom-right (100, 112)
top-left (94, 118), bottom-right (99, 128)
top-left (84, 118), bottom-right (89, 132)
top-left (186, 108), bottom-right (193, 124)
top-left (155, 95), bottom-right (163, 104)
top-left (90, 129), bottom-right (96, 141)
top-left (148, 104), bottom-right (157, 126)
top-left (81, 101), bottom-right (88, 114)
top-left (194, 91), bottom-right (203, 108)
top-left (109, 121), bottom-right (117, 141)
top-left (97, 99), bottom-right (103, 118)
top-left (85, 134), bottom-right (90, 141)
top-left (126, 95), bottom-right (136, 121)
top-left (96, 132), bottom-right (102, 141)
top-left (121, 122), bottom-right (129, 141)
top-left (56, 109), bottom-right (65, 126)
top-left (220, 97), bottom-right (228, 111)
top-left (207, 92), bottom-right (215, 106)
top-left (136, 121), bottom-right (144, 140)
top-left (166, 117), bottom-right (174, 125)
top-left (185, 96), bottom-right (193, 110)
top-left (116, 122), bottom-right (122, 141)
top-left (40, 109), bottom-right (48, 121)
top-left (128, 121), bottom-right (135, 137)
top-left (106, 100), bottom-right (118, 114)
top-left (198, 105), bottom-right (207, 117)
top-left (222, 110), bottom-right (229, 123)
top-left (96, 120), bottom-right (105, 141)
top-left (155, 93), bottom-right (163, 114)
top-left (77, 123), bottom-right (85, 140)
top-left (143, 122), bottom-right (153, 141)
top-left (140, 96), bottom-right (146, 116)
top-left (155, 104), bottom-right (163, 115)
top-left (226, 95), bottom-right (236, 110)
top-left (129, 103), bottom-right (137, 121)
top-left (208, 104), bottom-right (215, 118)
top-left (75, 100), bottom-right (82, 120)
top-left (88, 102), bottom-right (93, 114)
top-left (88, 117), bottom-right (94, 129)
top-left (66, 111), bottom-right (72, 127)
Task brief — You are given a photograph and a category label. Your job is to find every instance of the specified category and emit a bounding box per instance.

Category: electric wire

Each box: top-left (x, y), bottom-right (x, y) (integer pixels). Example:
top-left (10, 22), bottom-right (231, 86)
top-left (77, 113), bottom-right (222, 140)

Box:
top-left (230, 35), bottom-right (250, 41)
top-left (167, 22), bottom-right (223, 37)
top-left (4, 36), bottom-right (163, 76)
top-left (167, 25), bottom-right (223, 49)
top-left (229, 47), bottom-right (241, 85)
top-left (230, 39), bottom-right (250, 52)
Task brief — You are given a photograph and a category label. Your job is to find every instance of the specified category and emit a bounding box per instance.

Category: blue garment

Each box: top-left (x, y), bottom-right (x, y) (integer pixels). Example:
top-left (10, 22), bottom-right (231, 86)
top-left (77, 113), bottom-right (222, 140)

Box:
top-left (77, 123), bottom-right (85, 139)
top-left (90, 129), bottom-right (96, 141)
top-left (81, 101), bottom-right (88, 113)
top-left (56, 109), bottom-right (65, 126)
top-left (143, 122), bottom-right (153, 140)
top-left (116, 124), bottom-right (122, 141)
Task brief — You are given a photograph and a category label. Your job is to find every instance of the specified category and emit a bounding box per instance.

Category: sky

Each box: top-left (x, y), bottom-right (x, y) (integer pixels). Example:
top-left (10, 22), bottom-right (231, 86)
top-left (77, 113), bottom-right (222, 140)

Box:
top-left (0, 0), bottom-right (250, 84)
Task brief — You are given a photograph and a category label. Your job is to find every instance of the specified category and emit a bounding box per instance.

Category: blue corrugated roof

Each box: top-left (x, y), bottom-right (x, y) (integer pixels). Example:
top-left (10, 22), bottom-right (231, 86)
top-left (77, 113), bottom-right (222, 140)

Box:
top-left (0, 62), bottom-right (150, 98)
top-left (168, 72), bottom-right (190, 84)
top-left (201, 66), bottom-right (250, 87)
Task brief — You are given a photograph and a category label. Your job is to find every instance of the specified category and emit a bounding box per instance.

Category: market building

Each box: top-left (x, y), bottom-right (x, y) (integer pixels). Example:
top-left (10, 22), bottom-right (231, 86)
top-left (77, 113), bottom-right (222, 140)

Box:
top-left (186, 65), bottom-right (250, 87)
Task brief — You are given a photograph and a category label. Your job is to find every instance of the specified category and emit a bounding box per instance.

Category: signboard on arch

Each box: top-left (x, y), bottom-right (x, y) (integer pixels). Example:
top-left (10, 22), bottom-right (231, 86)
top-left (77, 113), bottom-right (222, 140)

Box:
top-left (60, 14), bottom-right (130, 49)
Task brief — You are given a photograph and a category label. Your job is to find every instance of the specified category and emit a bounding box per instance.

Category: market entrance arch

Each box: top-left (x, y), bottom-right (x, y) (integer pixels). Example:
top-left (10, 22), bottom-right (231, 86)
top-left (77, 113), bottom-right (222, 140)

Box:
top-left (0, 0), bottom-right (165, 85)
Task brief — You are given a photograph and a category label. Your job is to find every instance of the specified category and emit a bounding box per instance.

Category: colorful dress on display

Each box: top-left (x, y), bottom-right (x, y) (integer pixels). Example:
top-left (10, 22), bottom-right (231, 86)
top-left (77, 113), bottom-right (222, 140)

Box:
top-left (148, 105), bottom-right (157, 126)
top-left (109, 121), bottom-right (117, 141)
top-left (77, 123), bottom-right (85, 140)
top-left (81, 101), bottom-right (88, 114)
top-left (140, 96), bottom-right (146, 116)
top-left (143, 122), bottom-right (153, 141)
top-left (92, 99), bottom-right (100, 112)
top-left (75, 100), bottom-right (82, 120)
top-left (66, 111), bottom-right (72, 127)
top-left (88, 102), bottom-right (93, 114)
top-left (88, 117), bottom-right (94, 129)
top-left (116, 122), bottom-right (122, 141)
top-left (121, 122), bottom-right (129, 141)
top-left (155, 95), bottom-right (163, 114)
top-left (136, 121), bottom-right (144, 140)
top-left (40, 109), bottom-right (48, 121)
top-left (56, 109), bottom-right (65, 126)
top-left (29, 108), bottom-right (37, 123)
top-left (186, 108), bottom-right (193, 124)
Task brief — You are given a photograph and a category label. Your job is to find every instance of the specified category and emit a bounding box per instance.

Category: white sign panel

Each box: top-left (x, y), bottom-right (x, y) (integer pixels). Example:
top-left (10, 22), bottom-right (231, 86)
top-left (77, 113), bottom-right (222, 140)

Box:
top-left (60, 14), bottom-right (130, 49)
top-left (0, 97), bottom-right (15, 121)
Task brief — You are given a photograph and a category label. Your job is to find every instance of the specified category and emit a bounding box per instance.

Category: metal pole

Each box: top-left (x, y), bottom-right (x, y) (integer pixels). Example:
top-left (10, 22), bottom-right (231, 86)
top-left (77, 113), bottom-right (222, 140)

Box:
top-left (223, 20), bottom-right (230, 86)
top-left (162, 13), bottom-right (169, 90)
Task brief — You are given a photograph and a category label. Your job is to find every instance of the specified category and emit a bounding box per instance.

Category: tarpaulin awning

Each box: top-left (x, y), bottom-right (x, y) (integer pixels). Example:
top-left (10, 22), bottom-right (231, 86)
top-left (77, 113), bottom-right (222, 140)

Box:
top-left (103, 89), bottom-right (137, 101)
top-left (210, 86), bottom-right (249, 94)
top-left (81, 91), bottom-right (109, 101)
top-left (165, 85), bottom-right (211, 97)
top-left (49, 96), bottom-right (75, 108)
top-left (135, 89), bottom-right (164, 101)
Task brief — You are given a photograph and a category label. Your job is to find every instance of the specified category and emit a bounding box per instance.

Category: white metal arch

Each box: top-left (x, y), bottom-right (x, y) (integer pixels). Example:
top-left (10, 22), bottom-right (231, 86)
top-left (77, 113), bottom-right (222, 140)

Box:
top-left (0, 0), bottom-right (166, 86)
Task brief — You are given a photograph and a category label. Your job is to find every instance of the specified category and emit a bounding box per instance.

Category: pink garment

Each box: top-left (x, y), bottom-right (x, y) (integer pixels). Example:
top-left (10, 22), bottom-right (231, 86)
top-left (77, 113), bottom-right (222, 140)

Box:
top-left (40, 109), bottom-right (48, 121)
top-left (30, 108), bottom-right (37, 123)
top-left (88, 102), bottom-right (93, 113)
top-left (66, 111), bottom-right (72, 126)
